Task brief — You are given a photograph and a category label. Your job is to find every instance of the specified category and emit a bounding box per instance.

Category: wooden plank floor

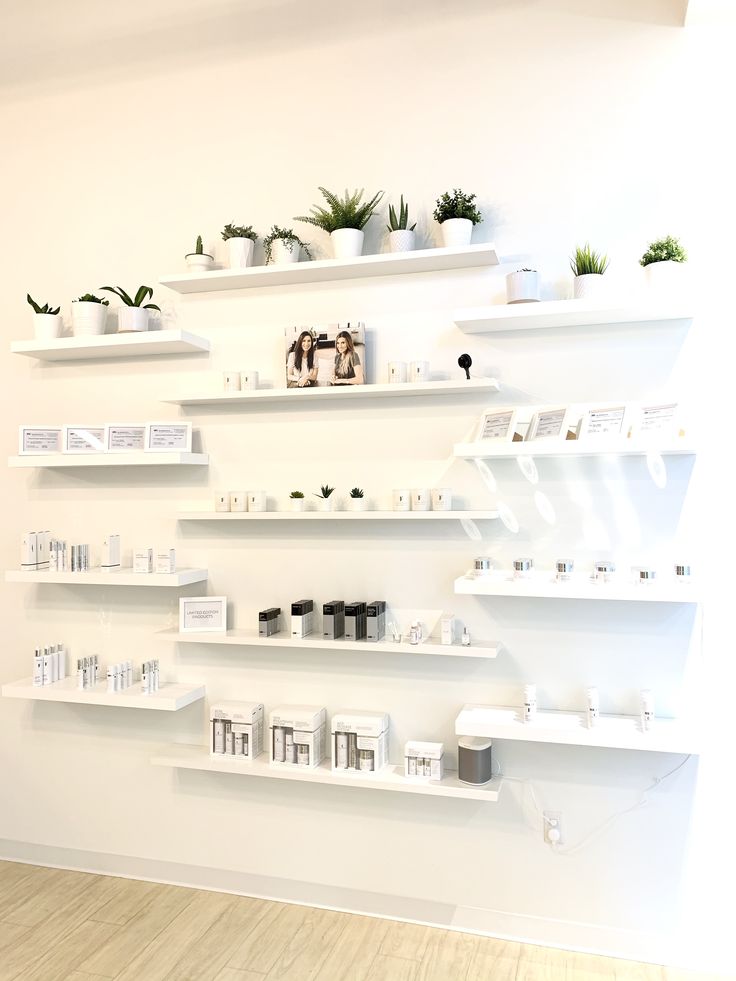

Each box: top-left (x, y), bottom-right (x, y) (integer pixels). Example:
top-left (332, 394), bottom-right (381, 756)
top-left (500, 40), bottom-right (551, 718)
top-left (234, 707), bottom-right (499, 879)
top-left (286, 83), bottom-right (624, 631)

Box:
top-left (0, 862), bottom-right (728, 981)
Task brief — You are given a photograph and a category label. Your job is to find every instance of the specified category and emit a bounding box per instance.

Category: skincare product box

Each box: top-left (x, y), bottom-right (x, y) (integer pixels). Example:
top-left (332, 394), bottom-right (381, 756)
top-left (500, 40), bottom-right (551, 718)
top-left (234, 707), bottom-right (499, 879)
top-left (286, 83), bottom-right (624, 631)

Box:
top-left (322, 600), bottom-right (345, 640)
top-left (366, 601), bottom-right (386, 641)
top-left (133, 547), bottom-right (153, 574)
top-left (269, 705), bottom-right (326, 768)
top-left (291, 599), bottom-right (315, 638)
top-left (344, 602), bottom-right (367, 641)
top-left (155, 548), bottom-right (176, 574)
top-left (211, 701), bottom-right (265, 760)
top-left (36, 531), bottom-right (50, 570)
top-left (101, 534), bottom-right (121, 571)
top-left (332, 710), bottom-right (389, 773)
top-left (258, 607), bottom-right (281, 637)
top-left (440, 615), bottom-right (455, 646)
top-left (404, 740), bottom-right (444, 780)
top-left (21, 532), bottom-right (37, 570)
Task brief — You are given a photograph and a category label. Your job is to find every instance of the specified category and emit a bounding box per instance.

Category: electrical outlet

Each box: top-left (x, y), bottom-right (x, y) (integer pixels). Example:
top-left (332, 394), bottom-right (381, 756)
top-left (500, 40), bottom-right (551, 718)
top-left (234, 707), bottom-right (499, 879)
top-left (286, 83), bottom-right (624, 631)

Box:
top-left (543, 810), bottom-right (563, 845)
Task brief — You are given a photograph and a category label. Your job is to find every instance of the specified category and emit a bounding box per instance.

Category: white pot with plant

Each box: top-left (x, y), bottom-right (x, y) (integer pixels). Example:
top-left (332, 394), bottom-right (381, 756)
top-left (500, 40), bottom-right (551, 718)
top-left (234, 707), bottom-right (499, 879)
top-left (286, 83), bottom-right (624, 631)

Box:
top-left (222, 224), bottom-right (258, 269)
top-left (570, 244), bottom-right (609, 299)
top-left (71, 293), bottom-right (109, 335)
top-left (506, 269), bottom-right (540, 304)
top-left (295, 186), bottom-right (384, 260)
top-left (433, 188), bottom-right (482, 248)
top-left (100, 285), bottom-right (160, 332)
top-left (185, 235), bottom-right (214, 272)
top-left (315, 484), bottom-right (335, 512)
top-left (348, 488), bottom-right (367, 511)
top-left (289, 491), bottom-right (305, 512)
top-left (640, 235), bottom-right (687, 291)
top-left (27, 294), bottom-right (63, 340)
top-left (386, 195), bottom-right (416, 253)
top-left (263, 225), bottom-right (313, 266)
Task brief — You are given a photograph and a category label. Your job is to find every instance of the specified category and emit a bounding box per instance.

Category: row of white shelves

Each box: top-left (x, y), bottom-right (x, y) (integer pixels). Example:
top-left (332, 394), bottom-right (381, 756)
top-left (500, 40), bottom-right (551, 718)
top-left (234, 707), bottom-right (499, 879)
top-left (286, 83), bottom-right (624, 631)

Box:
top-left (5, 569), bottom-right (208, 587)
top-left (11, 329), bottom-right (210, 362)
top-left (1, 677), bottom-right (205, 711)
top-left (8, 452), bottom-right (209, 468)
top-left (177, 510), bottom-right (500, 522)
top-left (454, 575), bottom-right (699, 604)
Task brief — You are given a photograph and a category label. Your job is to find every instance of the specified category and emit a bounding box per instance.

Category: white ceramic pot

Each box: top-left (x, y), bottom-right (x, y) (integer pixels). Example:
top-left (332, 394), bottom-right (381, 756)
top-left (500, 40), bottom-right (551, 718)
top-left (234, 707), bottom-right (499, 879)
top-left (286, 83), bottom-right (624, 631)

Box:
top-left (440, 218), bottom-right (473, 248)
top-left (573, 274), bottom-right (607, 300)
top-left (644, 260), bottom-right (686, 292)
top-left (506, 271), bottom-right (540, 304)
top-left (290, 498), bottom-right (305, 512)
top-left (411, 489), bottom-right (431, 511)
top-left (71, 302), bottom-right (107, 336)
top-left (118, 307), bottom-right (150, 333)
top-left (431, 488), bottom-right (453, 511)
top-left (271, 239), bottom-right (301, 264)
top-left (185, 253), bottom-right (214, 272)
top-left (319, 498), bottom-right (334, 512)
top-left (389, 229), bottom-right (416, 253)
top-left (331, 228), bottom-right (364, 259)
top-left (348, 497), bottom-right (367, 511)
top-left (227, 237), bottom-right (255, 269)
top-left (33, 313), bottom-right (63, 340)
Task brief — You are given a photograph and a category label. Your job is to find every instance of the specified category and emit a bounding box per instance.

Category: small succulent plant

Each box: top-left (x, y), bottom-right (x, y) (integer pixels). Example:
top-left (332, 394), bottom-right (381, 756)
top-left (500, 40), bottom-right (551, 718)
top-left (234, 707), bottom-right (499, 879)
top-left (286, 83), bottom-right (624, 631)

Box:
top-left (387, 195), bottom-right (416, 232)
top-left (569, 243), bottom-right (609, 277)
top-left (27, 294), bottom-right (60, 315)
top-left (640, 236), bottom-right (687, 267)
top-left (315, 484), bottom-right (335, 500)
top-left (222, 223), bottom-right (258, 241)
top-left (289, 490), bottom-right (305, 499)
top-left (349, 487), bottom-right (365, 498)
top-left (433, 189), bottom-right (482, 225)
top-left (263, 225), bottom-right (313, 264)
top-left (99, 286), bottom-right (160, 310)
top-left (74, 294), bottom-right (109, 304)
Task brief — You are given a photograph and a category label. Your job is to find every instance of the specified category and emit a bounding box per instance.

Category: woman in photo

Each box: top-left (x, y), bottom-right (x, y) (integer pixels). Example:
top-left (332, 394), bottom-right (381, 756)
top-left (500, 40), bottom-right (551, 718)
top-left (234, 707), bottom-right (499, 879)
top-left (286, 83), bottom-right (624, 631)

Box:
top-left (287, 330), bottom-right (319, 388)
top-left (331, 330), bottom-right (365, 385)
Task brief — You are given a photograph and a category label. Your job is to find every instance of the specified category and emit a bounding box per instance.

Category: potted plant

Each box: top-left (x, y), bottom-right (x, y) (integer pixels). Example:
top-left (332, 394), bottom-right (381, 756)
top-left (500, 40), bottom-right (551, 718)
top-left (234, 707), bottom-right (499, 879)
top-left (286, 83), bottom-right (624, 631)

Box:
top-left (27, 294), bottom-right (62, 340)
top-left (348, 487), bottom-right (367, 511)
top-left (433, 189), bottom-right (482, 248)
top-left (294, 187), bottom-right (384, 260)
top-left (314, 484), bottom-right (336, 512)
top-left (569, 244), bottom-right (609, 299)
top-left (222, 224), bottom-right (258, 269)
top-left (71, 293), bottom-right (109, 335)
top-left (99, 285), bottom-right (161, 333)
top-left (289, 490), bottom-right (305, 512)
top-left (640, 235), bottom-right (687, 290)
top-left (506, 269), bottom-right (540, 304)
top-left (185, 235), bottom-right (214, 272)
top-left (386, 196), bottom-right (416, 253)
top-left (263, 225), bottom-right (313, 266)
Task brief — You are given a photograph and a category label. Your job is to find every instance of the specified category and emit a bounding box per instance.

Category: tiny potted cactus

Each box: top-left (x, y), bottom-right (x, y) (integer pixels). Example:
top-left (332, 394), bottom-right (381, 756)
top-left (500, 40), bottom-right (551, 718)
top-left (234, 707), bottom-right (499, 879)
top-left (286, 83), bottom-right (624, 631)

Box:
top-left (289, 490), bottom-right (305, 512)
top-left (348, 487), bottom-right (366, 511)
top-left (99, 285), bottom-right (161, 333)
top-left (71, 293), bottom-right (109, 336)
top-left (314, 484), bottom-right (336, 512)
top-left (640, 235), bottom-right (687, 291)
top-left (263, 225), bottom-right (313, 266)
top-left (569, 244), bottom-right (609, 300)
top-left (506, 268), bottom-right (540, 304)
top-left (27, 294), bottom-right (62, 340)
top-left (185, 235), bottom-right (214, 272)
top-left (222, 223), bottom-right (258, 269)
top-left (295, 187), bottom-right (384, 260)
top-left (433, 189), bottom-right (482, 248)
top-left (386, 196), bottom-right (416, 253)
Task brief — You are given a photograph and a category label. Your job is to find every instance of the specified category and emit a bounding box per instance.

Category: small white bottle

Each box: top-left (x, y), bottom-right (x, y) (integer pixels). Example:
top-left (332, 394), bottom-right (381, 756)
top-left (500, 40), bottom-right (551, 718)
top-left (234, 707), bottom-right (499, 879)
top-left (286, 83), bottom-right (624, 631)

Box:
top-left (409, 621), bottom-right (420, 645)
top-left (126, 660), bottom-right (133, 689)
top-left (523, 684), bottom-right (537, 723)
top-left (107, 665), bottom-right (115, 693)
top-left (141, 661), bottom-right (149, 694)
top-left (586, 686), bottom-right (599, 728)
top-left (57, 644), bottom-right (66, 681)
top-left (640, 689), bottom-right (654, 732)
top-left (153, 659), bottom-right (160, 692)
top-left (461, 627), bottom-right (471, 647)
top-left (33, 648), bottom-right (44, 687)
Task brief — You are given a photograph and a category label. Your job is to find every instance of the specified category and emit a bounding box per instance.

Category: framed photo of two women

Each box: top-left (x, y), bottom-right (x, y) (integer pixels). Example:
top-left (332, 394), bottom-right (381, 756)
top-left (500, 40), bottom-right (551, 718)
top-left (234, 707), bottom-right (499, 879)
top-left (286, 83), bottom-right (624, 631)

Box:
top-left (285, 323), bottom-right (366, 388)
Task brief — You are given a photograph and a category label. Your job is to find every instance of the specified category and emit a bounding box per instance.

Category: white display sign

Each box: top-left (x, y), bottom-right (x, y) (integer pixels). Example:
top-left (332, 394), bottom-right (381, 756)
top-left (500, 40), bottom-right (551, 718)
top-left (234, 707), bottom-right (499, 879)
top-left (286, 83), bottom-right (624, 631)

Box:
top-left (477, 408), bottom-right (517, 441)
top-left (18, 426), bottom-right (63, 454)
top-left (638, 402), bottom-right (678, 434)
top-left (105, 424), bottom-right (146, 452)
top-left (526, 407), bottom-right (573, 442)
top-left (145, 422), bottom-right (192, 452)
top-left (580, 405), bottom-right (628, 438)
top-left (179, 596), bottom-right (227, 633)
top-left (63, 425), bottom-right (105, 454)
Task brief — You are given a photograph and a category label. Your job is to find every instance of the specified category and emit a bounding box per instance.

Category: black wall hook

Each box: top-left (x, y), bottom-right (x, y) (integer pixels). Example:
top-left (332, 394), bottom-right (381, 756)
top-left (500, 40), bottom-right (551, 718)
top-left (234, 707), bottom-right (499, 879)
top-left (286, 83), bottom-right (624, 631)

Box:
top-left (458, 353), bottom-right (472, 380)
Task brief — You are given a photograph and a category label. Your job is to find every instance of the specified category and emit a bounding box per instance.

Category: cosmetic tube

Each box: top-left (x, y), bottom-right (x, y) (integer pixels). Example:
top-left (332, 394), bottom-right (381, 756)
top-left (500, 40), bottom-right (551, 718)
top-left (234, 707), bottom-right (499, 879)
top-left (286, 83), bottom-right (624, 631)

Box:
top-left (640, 690), bottom-right (654, 732)
top-left (523, 684), bottom-right (537, 723)
top-left (33, 648), bottom-right (43, 687)
top-left (586, 687), bottom-right (599, 728)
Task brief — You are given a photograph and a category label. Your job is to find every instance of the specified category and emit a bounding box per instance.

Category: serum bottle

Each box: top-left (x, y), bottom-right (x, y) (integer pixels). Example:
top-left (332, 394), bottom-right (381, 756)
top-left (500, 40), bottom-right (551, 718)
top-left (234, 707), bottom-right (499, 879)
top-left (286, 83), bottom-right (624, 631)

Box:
top-left (586, 686), bottom-right (599, 728)
top-left (523, 684), bottom-right (537, 723)
top-left (640, 689), bottom-right (654, 732)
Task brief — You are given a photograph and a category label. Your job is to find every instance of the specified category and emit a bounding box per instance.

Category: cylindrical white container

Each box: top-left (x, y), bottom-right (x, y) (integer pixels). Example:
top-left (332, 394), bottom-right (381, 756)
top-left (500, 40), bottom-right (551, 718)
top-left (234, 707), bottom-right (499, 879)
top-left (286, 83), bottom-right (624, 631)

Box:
top-left (290, 497), bottom-right (305, 511)
top-left (248, 490), bottom-right (266, 512)
top-left (331, 228), bottom-right (364, 259)
top-left (71, 302), bottom-right (107, 335)
top-left (227, 237), bottom-right (254, 269)
top-left (440, 218), bottom-right (473, 248)
top-left (409, 360), bottom-right (430, 383)
top-left (513, 557), bottom-right (534, 580)
top-left (431, 488), bottom-right (452, 511)
top-left (523, 684), bottom-right (537, 723)
top-left (674, 563), bottom-right (692, 583)
top-left (229, 491), bottom-right (246, 512)
top-left (215, 492), bottom-right (230, 513)
top-left (117, 307), bottom-right (149, 333)
top-left (632, 566), bottom-right (657, 585)
top-left (240, 370), bottom-right (259, 391)
top-left (573, 273), bottom-right (606, 300)
top-left (586, 687), bottom-right (599, 728)
top-left (392, 489), bottom-right (410, 511)
top-left (388, 361), bottom-right (407, 384)
top-left (223, 372), bottom-right (241, 392)
top-left (185, 253), bottom-right (214, 272)
top-left (33, 313), bottom-right (63, 340)
top-left (555, 558), bottom-right (575, 583)
top-left (594, 560), bottom-right (616, 583)
top-left (457, 737), bottom-right (493, 785)
top-left (506, 270), bottom-right (540, 304)
top-left (388, 229), bottom-right (416, 253)
top-left (644, 260), bottom-right (686, 293)
top-left (474, 556), bottom-right (493, 576)
top-left (411, 488), bottom-right (430, 511)
top-left (271, 240), bottom-right (301, 264)
top-left (640, 689), bottom-right (654, 731)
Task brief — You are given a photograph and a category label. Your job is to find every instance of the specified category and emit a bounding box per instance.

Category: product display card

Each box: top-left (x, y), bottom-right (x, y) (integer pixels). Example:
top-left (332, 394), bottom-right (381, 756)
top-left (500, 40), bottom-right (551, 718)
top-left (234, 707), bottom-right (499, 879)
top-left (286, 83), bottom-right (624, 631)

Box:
top-left (63, 426), bottom-right (105, 453)
top-left (478, 409), bottom-right (516, 440)
top-left (530, 409), bottom-right (567, 440)
top-left (179, 596), bottom-right (227, 633)
top-left (146, 423), bottom-right (192, 452)
top-left (19, 427), bottom-right (63, 454)
top-left (638, 403), bottom-right (678, 433)
top-left (583, 406), bottom-right (627, 437)
top-left (105, 425), bottom-right (146, 451)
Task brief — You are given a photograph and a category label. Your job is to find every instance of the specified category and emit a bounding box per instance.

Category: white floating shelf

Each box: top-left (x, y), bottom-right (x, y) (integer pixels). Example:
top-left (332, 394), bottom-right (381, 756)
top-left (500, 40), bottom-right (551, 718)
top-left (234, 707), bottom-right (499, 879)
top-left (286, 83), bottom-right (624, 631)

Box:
top-left (151, 744), bottom-right (502, 801)
top-left (164, 377), bottom-right (499, 406)
top-left (177, 510), bottom-right (499, 522)
top-left (8, 452), bottom-right (209, 468)
top-left (6, 568), bottom-right (208, 587)
top-left (10, 329), bottom-right (210, 362)
top-left (454, 300), bottom-right (694, 334)
top-left (455, 704), bottom-right (699, 754)
top-left (2, 677), bottom-right (205, 711)
top-left (160, 243), bottom-right (499, 294)
top-left (454, 574), bottom-right (698, 603)
top-left (158, 627), bottom-right (500, 660)
top-left (454, 439), bottom-right (695, 460)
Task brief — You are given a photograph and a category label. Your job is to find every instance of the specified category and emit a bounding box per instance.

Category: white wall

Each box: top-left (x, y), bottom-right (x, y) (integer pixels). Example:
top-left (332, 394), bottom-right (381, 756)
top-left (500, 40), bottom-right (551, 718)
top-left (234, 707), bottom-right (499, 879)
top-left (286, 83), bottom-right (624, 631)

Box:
top-left (1, 1), bottom-right (731, 970)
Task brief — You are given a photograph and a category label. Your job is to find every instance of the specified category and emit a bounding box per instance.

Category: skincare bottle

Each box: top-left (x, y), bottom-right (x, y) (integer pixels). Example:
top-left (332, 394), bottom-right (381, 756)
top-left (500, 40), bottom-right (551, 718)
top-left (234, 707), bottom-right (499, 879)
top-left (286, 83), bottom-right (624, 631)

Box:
top-left (461, 627), bottom-right (471, 647)
top-left (441, 615), bottom-right (455, 646)
top-left (33, 648), bottom-right (43, 687)
top-left (141, 661), bottom-right (149, 694)
top-left (474, 556), bottom-right (492, 576)
top-left (513, 557), bottom-right (533, 580)
top-left (359, 749), bottom-right (374, 772)
top-left (285, 730), bottom-right (295, 764)
top-left (42, 647), bottom-right (54, 687)
top-left (675, 563), bottom-right (691, 583)
top-left (594, 560), bottom-right (616, 583)
top-left (640, 689), bottom-right (654, 732)
top-left (523, 684), bottom-right (537, 723)
top-left (153, 659), bottom-right (160, 691)
top-left (555, 559), bottom-right (574, 583)
top-left (336, 732), bottom-right (349, 769)
top-left (273, 726), bottom-right (286, 762)
top-left (586, 687), bottom-right (599, 728)
top-left (107, 665), bottom-right (115, 693)
top-left (409, 621), bottom-right (420, 645)
top-left (57, 644), bottom-right (66, 681)
top-left (126, 661), bottom-right (133, 688)
top-left (633, 566), bottom-right (657, 585)
top-left (297, 744), bottom-right (310, 766)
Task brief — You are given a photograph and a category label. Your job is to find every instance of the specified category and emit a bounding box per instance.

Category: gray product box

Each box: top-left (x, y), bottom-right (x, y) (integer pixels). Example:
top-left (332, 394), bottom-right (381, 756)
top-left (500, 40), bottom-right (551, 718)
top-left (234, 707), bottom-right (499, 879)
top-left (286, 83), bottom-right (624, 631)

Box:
top-left (258, 607), bottom-right (282, 637)
top-left (366, 601), bottom-right (386, 641)
top-left (345, 602), bottom-right (367, 641)
top-left (323, 600), bottom-right (345, 640)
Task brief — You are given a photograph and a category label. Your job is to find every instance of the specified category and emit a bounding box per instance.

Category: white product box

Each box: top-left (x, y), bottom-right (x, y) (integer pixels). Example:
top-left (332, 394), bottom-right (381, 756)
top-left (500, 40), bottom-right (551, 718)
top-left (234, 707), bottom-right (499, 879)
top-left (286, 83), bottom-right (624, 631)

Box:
top-left (269, 705), bottom-right (326, 768)
top-left (155, 548), bottom-right (176, 574)
top-left (331, 710), bottom-right (390, 773)
top-left (133, 547), bottom-right (153, 573)
top-left (21, 532), bottom-right (37, 570)
top-left (210, 701), bottom-right (264, 760)
top-left (101, 534), bottom-right (121, 570)
top-left (440, 615), bottom-right (455, 646)
top-left (36, 530), bottom-right (50, 570)
top-left (404, 740), bottom-right (444, 780)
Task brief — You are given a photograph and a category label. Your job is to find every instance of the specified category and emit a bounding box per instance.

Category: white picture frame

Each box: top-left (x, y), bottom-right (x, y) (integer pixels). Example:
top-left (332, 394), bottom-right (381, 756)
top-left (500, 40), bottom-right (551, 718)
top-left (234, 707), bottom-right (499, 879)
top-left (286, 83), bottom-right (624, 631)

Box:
top-left (631, 402), bottom-right (682, 440)
top-left (179, 596), bottom-right (227, 633)
top-left (578, 404), bottom-right (633, 440)
top-left (18, 426), bottom-right (63, 455)
top-left (62, 425), bottom-right (105, 454)
top-left (145, 422), bottom-right (193, 453)
top-left (104, 424), bottom-right (147, 453)
top-left (525, 406), bottom-right (576, 442)
top-left (476, 407), bottom-right (519, 442)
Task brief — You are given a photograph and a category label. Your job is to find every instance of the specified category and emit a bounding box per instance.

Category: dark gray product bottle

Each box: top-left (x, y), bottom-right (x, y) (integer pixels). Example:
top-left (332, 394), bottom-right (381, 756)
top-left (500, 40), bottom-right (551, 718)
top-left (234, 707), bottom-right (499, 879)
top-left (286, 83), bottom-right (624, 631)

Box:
top-left (457, 737), bottom-right (493, 785)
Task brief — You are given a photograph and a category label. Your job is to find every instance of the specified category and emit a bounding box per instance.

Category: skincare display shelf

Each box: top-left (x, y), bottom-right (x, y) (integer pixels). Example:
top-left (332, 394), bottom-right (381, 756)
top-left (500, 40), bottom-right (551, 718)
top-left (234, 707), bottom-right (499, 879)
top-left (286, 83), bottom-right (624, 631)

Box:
top-left (5, 569), bottom-right (208, 587)
top-left (453, 439), bottom-right (695, 460)
top-left (164, 377), bottom-right (500, 407)
top-left (151, 745), bottom-right (502, 801)
top-left (160, 243), bottom-right (500, 294)
top-left (455, 704), bottom-right (699, 755)
top-left (10, 329), bottom-right (210, 362)
top-left (177, 510), bottom-right (500, 522)
top-left (454, 575), bottom-right (698, 604)
top-left (159, 628), bottom-right (501, 660)
top-left (2, 677), bottom-right (205, 711)
top-left (8, 452), bottom-right (209, 468)
top-left (454, 300), bottom-right (693, 334)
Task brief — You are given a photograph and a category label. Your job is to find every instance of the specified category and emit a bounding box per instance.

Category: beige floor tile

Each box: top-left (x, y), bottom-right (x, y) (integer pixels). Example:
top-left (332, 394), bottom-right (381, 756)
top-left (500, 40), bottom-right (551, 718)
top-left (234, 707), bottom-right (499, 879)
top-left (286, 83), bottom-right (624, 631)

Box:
top-left (227, 903), bottom-right (304, 974)
top-left (4, 868), bottom-right (99, 928)
top-left (466, 935), bottom-right (520, 981)
top-left (90, 877), bottom-right (167, 926)
top-left (265, 907), bottom-right (348, 981)
top-left (614, 963), bottom-right (666, 980)
top-left (12, 920), bottom-right (119, 981)
top-left (214, 970), bottom-right (266, 981)
top-left (379, 923), bottom-right (433, 962)
top-left (317, 914), bottom-right (390, 981)
top-left (0, 920), bottom-right (30, 954)
top-left (416, 928), bottom-right (476, 981)
top-left (365, 955), bottom-right (418, 981)
top-left (0, 865), bottom-right (72, 921)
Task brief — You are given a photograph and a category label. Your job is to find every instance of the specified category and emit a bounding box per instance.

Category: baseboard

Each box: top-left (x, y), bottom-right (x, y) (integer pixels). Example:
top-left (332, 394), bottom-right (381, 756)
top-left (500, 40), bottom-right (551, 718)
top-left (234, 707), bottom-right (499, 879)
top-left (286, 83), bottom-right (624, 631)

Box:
top-left (0, 838), bottom-right (711, 971)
